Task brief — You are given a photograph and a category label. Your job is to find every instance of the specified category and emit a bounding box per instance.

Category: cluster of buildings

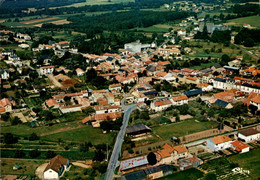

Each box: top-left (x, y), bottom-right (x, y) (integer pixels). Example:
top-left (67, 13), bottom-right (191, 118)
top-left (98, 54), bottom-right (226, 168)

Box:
top-left (120, 126), bottom-right (260, 180)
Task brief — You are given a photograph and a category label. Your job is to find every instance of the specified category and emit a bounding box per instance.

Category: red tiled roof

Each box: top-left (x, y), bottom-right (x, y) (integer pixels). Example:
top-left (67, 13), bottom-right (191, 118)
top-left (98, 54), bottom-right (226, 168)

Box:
top-left (172, 95), bottom-right (188, 101)
top-left (154, 100), bottom-right (172, 107)
top-left (230, 140), bottom-right (249, 152)
top-left (0, 98), bottom-right (11, 108)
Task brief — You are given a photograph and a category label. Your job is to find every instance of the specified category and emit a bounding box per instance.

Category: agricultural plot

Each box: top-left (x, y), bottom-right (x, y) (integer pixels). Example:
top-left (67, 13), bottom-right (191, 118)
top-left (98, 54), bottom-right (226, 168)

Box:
top-left (50, 0), bottom-right (135, 8)
top-left (225, 15), bottom-right (260, 28)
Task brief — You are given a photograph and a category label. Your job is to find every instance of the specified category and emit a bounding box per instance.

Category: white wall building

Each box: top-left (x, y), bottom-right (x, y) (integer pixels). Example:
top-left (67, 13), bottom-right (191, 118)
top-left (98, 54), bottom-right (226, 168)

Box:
top-left (40, 66), bottom-right (54, 75)
top-left (206, 135), bottom-right (232, 151)
top-left (238, 128), bottom-right (260, 142)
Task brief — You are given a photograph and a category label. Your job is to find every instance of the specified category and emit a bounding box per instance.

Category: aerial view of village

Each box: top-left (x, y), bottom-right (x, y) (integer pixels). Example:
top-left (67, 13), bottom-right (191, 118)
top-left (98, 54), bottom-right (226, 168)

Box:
top-left (0, 0), bottom-right (260, 179)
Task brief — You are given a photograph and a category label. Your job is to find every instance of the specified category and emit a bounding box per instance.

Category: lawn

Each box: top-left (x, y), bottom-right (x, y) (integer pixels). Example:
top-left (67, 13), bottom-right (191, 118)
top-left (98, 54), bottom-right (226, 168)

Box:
top-left (1, 158), bottom-right (47, 177)
top-left (160, 168), bottom-right (204, 180)
top-left (41, 125), bottom-right (116, 145)
top-left (228, 149), bottom-right (260, 179)
top-left (189, 62), bottom-right (219, 70)
top-left (153, 119), bottom-right (217, 140)
top-left (226, 15), bottom-right (260, 28)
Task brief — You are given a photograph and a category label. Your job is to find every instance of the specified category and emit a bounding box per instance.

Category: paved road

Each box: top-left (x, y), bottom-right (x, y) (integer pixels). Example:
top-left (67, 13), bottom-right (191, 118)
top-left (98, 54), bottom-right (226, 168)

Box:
top-left (105, 99), bottom-right (136, 180)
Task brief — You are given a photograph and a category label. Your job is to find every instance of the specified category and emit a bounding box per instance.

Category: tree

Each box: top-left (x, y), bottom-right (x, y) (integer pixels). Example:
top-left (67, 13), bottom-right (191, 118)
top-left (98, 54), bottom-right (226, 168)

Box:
top-left (29, 133), bottom-right (39, 141)
top-left (147, 152), bottom-right (157, 165)
top-left (29, 149), bottom-right (41, 158)
top-left (82, 107), bottom-right (95, 116)
top-left (205, 173), bottom-right (217, 180)
top-left (11, 116), bottom-right (22, 125)
top-left (80, 142), bottom-right (90, 152)
top-left (93, 150), bottom-right (105, 161)
top-left (175, 115), bottom-right (180, 122)
top-left (220, 54), bottom-right (230, 66)
top-left (14, 150), bottom-right (25, 158)
top-left (140, 110), bottom-right (149, 120)
top-left (3, 133), bottom-right (18, 144)
top-left (46, 150), bottom-right (56, 159)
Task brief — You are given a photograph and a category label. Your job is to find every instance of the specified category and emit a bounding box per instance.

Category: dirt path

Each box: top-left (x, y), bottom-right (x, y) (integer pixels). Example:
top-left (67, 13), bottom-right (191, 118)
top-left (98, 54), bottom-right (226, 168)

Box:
top-left (35, 163), bottom-right (48, 180)
top-left (39, 124), bottom-right (83, 136)
top-left (47, 74), bottom-right (63, 88)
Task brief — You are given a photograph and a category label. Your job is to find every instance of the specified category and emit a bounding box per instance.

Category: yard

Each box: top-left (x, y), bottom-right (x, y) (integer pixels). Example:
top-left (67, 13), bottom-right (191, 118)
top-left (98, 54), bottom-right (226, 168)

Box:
top-left (153, 119), bottom-right (218, 140)
top-left (1, 158), bottom-right (47, 177)
top-left (228, 149), bottom-right (260, 179)
top-left (41, 125), bottom-right (116, 145)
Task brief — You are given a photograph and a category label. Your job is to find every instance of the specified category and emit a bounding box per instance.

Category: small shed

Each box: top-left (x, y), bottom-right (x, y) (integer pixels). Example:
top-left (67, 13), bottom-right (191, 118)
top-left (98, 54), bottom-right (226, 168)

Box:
top-left (13, 164), bottom-right (22, 170)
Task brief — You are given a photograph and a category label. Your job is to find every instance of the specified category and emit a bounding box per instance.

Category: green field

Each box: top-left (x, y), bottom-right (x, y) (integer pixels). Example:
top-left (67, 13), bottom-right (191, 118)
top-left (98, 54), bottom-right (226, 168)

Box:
top-left (1, 158), bottom-right (47, 177)
top-left (134, 24), bottom-right (173, 33)
top-left (50, 0), bottom-right (135, 8)
top-left (41, 125), bottom-right (116, 145)
top-left (153, 119), bottom-right (218, 140)
top-left (228, 149), bottom-right (260, 179)
top-left (226, 15), bottom-right (260, 28)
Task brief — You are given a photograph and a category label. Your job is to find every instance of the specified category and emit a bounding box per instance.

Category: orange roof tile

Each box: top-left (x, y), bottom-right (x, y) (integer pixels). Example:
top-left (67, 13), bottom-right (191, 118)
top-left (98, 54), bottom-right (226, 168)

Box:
top-left (154, 100), bottom-right (172, 107)
top-left (172, 95), bottom-right (188, 101)
top-left (173, 144), bottom-right (188, 154)
top-left (211, 135), bottom-right (232, 145)
top-left (230, 140), bottom-right (249, 152)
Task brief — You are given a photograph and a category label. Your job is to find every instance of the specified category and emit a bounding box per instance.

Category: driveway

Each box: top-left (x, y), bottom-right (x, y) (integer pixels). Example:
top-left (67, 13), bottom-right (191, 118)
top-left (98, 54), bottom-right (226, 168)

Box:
top-left (35, 163), bottom-right (48, 180)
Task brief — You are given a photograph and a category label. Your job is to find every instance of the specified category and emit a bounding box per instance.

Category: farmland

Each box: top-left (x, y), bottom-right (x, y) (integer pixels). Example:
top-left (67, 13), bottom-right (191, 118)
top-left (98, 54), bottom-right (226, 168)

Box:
top-left (50, 0), bottom-right (135, 9)
top-left (225, 15), bottom-right (260, 28)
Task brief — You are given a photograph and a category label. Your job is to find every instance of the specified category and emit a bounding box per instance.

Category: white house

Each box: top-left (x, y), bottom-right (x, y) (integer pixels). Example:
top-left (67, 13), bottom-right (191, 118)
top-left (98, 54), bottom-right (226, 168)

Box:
top-left (76, 68), bottom-right (85, 76)
top-left (206, 135), bottom-right (232, 151)
top-left (40, 66), bottom-right (54, 75)
top-left (0, 70), bottom-right (10, 79)
top-left (171, 95), bottom-right (188, 106)
top-left (109, 84), bottom-right (122, 92)
top-left (16, 33), bottom-right (31, 40)
top-left (238, 128), bottom-right (260, 142)
top-left (230, 140), bottom-right (250, 153)
top-left (94, 104), bottom-right (121, 114)
top-left (151, 99), bottom-right (172, 112)
top-left (177, 29), bottom-right (186, 36)
top-left (44, 155), bottom-right (69, 180)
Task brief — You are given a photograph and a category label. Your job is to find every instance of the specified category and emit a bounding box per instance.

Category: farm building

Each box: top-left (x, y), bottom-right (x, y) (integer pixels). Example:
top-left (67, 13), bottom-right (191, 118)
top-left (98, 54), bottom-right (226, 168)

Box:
top-left (126, 124), bottom-right (152, 136)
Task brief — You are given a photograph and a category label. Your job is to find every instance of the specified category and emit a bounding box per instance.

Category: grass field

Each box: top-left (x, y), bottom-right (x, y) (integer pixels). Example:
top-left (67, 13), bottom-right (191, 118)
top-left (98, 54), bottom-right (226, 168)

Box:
top-left (225, 15), bottom-right (260, 28)
top-left (153, 119), bottom-right (217, 140)
top-left (134, 24), bottom-right (172, 33)
top-left (160, 168), bottom-right (204, 180)
top-left (228, 149), bottom-right (260, 179)
top-left (187, 41), bottom-right (244, 58)
top-left (50, 0), bottom-right (135, 9)
top-left (1, 158), bottom-right (47, 177)
top-left (41, 125), bottom-right (116, 145)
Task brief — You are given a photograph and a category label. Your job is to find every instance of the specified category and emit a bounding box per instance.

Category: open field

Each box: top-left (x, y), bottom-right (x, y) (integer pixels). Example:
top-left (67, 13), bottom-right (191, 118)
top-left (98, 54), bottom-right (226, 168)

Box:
top-left (134, 24), bottom-right (173, 33)
top-left (51, 19), bottom-right (71, 25)
top-left (1, 158), bottom-right (47, 177)
top-left (50, 0), bottom-right (135, 9)
top-left (225, 15), bottom-right (260, 28)
top-left (187, 41), bottom-right (245, 58)
top-left (153, 119), bottom-right (218, 140)
top-left (21, 17), bottom-right (59, 24)
top-left (41, 125), bottom-right (116, 145)
top-left (228, 149), bottom-right (260, 179)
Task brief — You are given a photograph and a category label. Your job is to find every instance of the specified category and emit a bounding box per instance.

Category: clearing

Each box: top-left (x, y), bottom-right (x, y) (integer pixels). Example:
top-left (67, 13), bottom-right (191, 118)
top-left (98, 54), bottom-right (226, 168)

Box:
top-left (21, 17), bottom-right (59, 24)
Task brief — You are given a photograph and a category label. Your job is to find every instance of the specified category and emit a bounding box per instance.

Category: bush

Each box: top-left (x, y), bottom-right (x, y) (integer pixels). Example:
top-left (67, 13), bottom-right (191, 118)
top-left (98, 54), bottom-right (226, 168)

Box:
top-left (29, 133), bottom-right (39, 141)
top-left (29, 149), bottom-right (41, 158)
top-left (128, 149), bottom-right (134, 154)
